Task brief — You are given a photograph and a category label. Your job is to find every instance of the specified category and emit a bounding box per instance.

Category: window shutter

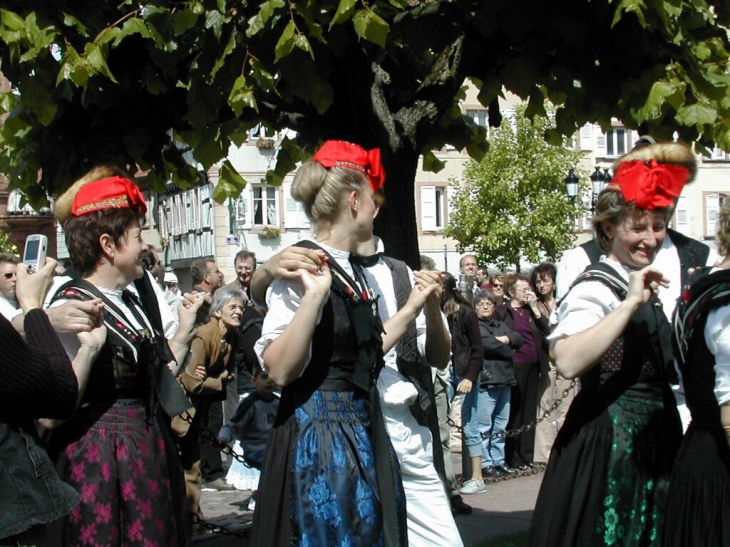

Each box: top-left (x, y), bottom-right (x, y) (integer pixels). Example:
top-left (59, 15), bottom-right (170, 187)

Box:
top-left (446, 185), bottom-right (457, 228)
top-left (421, 186), bottom-right (436, 231)
top-left (580, 125), bottom-right (593, 151)
top-left (675, 195), bottom-right (688, 230)
top-left (594, 125), bottom-right (607, 156)
top-left (706, 193), bottom-right (720, 236)
top-left (283, 182), bottom-right (308, 229)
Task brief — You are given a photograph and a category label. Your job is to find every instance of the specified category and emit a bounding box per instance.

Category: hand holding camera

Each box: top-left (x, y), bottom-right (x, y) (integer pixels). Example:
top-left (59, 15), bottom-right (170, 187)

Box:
top-left (15, 257), bottom-right (58, 313)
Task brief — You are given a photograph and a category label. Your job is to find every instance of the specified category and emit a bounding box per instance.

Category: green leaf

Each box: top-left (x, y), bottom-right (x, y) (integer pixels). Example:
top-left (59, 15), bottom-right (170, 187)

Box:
top-left (0, 10), bottom-right (25, 31)
top-left (246, 0), bottom-right (285, 37)
top-left (353, 9), bottom-right (389, 48)
top-left (638, 80), bottom-right (676, 120)
top-left (422, 150), bottom-right (446, 173)
top-left (174, 9), bottom-right (199, 34)
top-left (274, 21), bottom-right (296, 63)
top-left (218, 159), bottom-right (248, 198)
top-left (113, 17), bottom-right (151, 47)
top-left (228, 76), bottom-right (258, 116)
top-left (331, 0), bottom-right (358, 27)
top-left (85, 42), bottom-right (117, 82)
top-left (18, 75), bottom-right (57, 126)
top-left (676, 103), bottom-right (717, 128)
top-left (62, 13), bottom-right (89, 36)
top-left (211, 34), bottom-right (237, 78)
top-left (205, 9), bottom-right (226, 39)
top-left (293, 34), bottom-right (314, 58)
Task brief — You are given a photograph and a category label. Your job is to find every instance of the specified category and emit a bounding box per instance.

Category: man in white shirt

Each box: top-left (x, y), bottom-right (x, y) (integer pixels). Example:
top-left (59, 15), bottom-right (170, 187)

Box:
top-left (0, 253), bottom-right (21, 321)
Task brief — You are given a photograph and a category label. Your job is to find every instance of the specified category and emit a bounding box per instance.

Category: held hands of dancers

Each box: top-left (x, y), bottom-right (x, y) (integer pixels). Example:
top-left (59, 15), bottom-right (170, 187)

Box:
top-left (625, 266), bottom-right (670, 309)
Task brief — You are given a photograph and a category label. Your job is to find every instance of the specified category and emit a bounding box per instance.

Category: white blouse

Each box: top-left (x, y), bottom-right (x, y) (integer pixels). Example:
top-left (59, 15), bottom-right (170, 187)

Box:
top-left (254, 239), bottom-right (429, 407)
top-left (703, 267), bottom-right (730, 406)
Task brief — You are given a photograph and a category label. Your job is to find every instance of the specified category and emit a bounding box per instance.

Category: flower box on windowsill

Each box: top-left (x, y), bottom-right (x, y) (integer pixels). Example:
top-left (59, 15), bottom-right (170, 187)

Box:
top-left (256, 137), bottom-right (275, 149)
top-left (257, 226), bottom-right (280, 239)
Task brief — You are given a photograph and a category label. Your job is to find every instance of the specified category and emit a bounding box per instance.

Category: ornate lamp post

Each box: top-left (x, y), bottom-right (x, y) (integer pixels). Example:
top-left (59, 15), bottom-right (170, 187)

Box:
top-left (565, 169), bottom-right (580, 203)
top-left (590, 166), bottom-right (606, 212)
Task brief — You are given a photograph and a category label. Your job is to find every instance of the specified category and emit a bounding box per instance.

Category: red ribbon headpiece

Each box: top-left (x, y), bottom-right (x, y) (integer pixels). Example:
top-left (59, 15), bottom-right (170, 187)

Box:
top-left (71, 176), bottom-right (147, 217)
top-left (609, 159), bottom-right (690, 210)
top-left (312, 140), bottom-right (386, 193)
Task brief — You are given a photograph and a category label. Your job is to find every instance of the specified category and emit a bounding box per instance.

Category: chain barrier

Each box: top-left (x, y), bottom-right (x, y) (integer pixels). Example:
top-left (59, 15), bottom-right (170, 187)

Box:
top-left (448, 378), bottom-right (578, 440)
top-left (179, 412), bottom-right (254, 539)
top-left (191, 513), bottom-right (252, 539)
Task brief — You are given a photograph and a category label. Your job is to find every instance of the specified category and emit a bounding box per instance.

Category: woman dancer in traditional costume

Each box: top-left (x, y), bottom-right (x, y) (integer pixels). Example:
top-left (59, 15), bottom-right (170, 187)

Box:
top-left (48, 166), bottom-right (200, 546)
top-left (663, 199), bottom-right (730, 546)
top-left (529, 142), bottom-right (694, 546)
top-left (251, 141), bottom-right (441, 547)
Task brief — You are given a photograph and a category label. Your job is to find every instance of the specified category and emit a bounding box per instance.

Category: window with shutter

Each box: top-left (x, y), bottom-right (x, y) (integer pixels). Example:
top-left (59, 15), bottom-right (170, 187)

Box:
top-left (420, 185), bottom-right (437, 231)
top-left (283, 182), bottom-right (308, 229)
top-left (704, 192), bottom-right (728, 237)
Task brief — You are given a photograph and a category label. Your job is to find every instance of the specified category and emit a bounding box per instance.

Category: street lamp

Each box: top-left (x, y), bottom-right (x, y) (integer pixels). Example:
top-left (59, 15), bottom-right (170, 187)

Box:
top-left (603, 167), bottom-right (613, 190)
top-left (565, 169), bottom-right (580, 203)
top-left (590, 166), bottom-right (606, 211)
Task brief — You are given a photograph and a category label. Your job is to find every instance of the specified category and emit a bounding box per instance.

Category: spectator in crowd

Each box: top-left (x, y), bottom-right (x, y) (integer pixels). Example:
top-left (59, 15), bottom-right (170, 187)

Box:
top-left (1, 257), bottom-right (106, 545)
top-left (228, 250), bottom-right (257, 301)
top-left (474, 290), bottom-right (523, 477)
top-left (459, 254), bottom-right (479, 301)
top-left (490, 273), bottom-right (506, 306)
top-left (161, 270), bottom-right (183, 314)
top-left (189, 257), bottom-right (230, 488)
top-left (530, 262), bottom-right (578, 463)
top-left (495, 274), bottom-right (550, 470)
top-left (442, 273), bottom-right (486, 495)
top-left (165, 271), bottom-right (182, 296)
top-left (151, 263), bottom-right (182, 317)
top-left (47, 165), bottom-right (201, 546)
top-left (529, 141), bottom-right (692, 546)
top-left (219, 364), bottom-right (279, 510)
top-left (663, 199), bottom-right (730, 546)
top-left (191, 258), bottom-right (222, 298)
top-left (476, 267), bottom-right (491, 290)
top-left (0, 252), bottom-right (20, 321)
top-left (173, 286), bottom-right (244, 531)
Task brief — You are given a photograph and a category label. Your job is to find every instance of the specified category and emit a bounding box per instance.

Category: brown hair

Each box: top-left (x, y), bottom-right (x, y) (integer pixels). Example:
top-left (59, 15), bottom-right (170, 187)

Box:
top-left (591, 190), bottom-right (672, 253)
top-left (57, 165), bottom-right (144, 277)
top-left (717, 200), bottom-right (730, 257)
top-left (505, 273), bottom-right (529, 297)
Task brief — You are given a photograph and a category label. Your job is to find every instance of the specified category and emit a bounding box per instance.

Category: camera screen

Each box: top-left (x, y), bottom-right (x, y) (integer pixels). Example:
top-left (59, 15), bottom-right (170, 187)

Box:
top-left (24, 239), bottom-right (39, 260)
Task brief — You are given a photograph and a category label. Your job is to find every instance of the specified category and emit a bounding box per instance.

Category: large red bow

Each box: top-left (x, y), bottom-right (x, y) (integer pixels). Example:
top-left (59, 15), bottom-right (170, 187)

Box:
top-left (72, 176), bottom-right (147, 217)
top-left (312, 140), bottom-right (386, 193)
top-left (610, 159), bottom-right (689, 210)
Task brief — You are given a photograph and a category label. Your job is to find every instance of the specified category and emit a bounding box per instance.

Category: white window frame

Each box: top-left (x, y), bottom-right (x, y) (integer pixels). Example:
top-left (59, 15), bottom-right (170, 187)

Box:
top-left (252, 184), bottom-right (280, 228)
top-left (604, 128), bottom-right (629, 157)
top-left (705, 192), bottom-right (728, 238)
top-left (675, 195), bottom-right (689, 231)
top-left (420, 185), bottom-right (448, 232)
top-left (283, 182), bottom-right (308, 229)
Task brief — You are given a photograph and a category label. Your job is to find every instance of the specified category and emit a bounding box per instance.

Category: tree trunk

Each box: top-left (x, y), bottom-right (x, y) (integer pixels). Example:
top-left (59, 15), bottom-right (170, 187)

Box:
top-left (374, 149), bottom-right (421, 269)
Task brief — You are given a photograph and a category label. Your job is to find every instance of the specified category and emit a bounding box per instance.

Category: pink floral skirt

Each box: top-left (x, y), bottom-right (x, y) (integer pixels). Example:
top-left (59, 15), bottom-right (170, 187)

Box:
top-left (55, 401), bottom-right (190, 547)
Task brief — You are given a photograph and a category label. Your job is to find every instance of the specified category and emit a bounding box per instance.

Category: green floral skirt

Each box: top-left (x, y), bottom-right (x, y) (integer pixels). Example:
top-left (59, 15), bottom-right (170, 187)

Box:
top-left (529, 382), bottom-right (682, 547)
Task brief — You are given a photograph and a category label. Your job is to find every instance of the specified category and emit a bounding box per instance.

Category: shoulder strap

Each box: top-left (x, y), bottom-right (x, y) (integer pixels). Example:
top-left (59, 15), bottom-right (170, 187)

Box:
top-left (569, 261), bottom-right (628, 301)
top-left (240, 315), bottom-right (264, 335)
top-left (673, 268), bottom-right (730, 367)
top-left (579, 239), bottom-right (603, 264)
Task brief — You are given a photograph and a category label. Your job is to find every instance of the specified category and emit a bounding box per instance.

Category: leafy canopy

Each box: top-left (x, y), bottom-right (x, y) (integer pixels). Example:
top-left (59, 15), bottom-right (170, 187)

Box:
top-left (446, 106), bottom-right (583, 271)
top-left (0, 0), bottom-right (729, 264)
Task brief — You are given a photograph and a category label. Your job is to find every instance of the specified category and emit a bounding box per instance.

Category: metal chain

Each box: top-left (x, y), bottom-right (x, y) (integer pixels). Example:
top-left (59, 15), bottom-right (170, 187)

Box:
top-left (178, 411), bottom-right (254, 468)
top-left (448, 378), bottom-right (578, 440)
top-left (178, 412), bottom-right (255, 538)
top-left (191, 513), bottom-right (252, 538)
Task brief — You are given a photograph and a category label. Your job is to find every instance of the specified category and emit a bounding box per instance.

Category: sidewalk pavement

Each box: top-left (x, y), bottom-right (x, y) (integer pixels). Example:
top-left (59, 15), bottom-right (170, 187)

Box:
top-left (193, 455), bottom-right (544, 546)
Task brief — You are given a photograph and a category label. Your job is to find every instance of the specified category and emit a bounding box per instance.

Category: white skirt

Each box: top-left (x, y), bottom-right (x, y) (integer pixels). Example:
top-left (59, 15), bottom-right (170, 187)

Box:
top-left (225, 441), bottom-right (261, 491)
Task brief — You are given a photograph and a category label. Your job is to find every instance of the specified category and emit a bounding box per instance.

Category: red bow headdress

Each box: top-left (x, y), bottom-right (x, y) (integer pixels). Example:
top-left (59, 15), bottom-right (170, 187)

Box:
top-left (71, 176), bottom-right (147, 217)
top-left (312, 140), bottom-right (386, 193)
top-left (609, 159), bottom-right (689, 210)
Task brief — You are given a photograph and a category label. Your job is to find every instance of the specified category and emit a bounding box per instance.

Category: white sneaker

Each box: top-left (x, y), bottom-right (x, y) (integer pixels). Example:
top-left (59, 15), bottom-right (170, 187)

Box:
top-left (460, 479), bottom-right (487, 495)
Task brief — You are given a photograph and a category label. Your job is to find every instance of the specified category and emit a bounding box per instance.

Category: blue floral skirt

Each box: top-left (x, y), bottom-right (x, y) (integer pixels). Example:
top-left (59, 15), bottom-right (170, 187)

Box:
top-left (252, 388), bottom-right (403, 547)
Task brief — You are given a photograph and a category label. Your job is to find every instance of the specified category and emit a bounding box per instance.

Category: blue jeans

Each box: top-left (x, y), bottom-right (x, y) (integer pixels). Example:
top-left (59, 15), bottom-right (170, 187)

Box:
top-left (477, 385), bottom-right (511, 467)
top-left (458, 379), bottom-right (482, 458)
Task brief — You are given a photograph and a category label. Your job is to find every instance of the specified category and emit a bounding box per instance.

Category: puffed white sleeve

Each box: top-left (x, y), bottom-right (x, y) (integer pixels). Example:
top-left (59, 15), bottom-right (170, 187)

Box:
top-left (548, 280), bottom-right (621, 351)
top-left (705, 305), bottom-right (730, 406)
top-left (253, 277), bottom-right (324, 374)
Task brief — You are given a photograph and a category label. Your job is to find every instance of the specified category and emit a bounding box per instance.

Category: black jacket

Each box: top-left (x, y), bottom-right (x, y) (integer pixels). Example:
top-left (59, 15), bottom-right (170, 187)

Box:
top-left (479, 319), bottom-right (524, 387)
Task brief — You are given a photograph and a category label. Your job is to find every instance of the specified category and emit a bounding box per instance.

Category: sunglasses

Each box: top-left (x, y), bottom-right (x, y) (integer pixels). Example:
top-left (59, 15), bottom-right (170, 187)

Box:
top-left (2, 272), bottom-right (15, 280)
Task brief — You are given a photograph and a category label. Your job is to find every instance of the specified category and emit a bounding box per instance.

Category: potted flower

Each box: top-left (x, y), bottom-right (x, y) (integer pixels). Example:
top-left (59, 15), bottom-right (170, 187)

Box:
top-left (257, 225), bottom-right (280, 239)
top-left (256, 136), bottom-right (275, 149)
